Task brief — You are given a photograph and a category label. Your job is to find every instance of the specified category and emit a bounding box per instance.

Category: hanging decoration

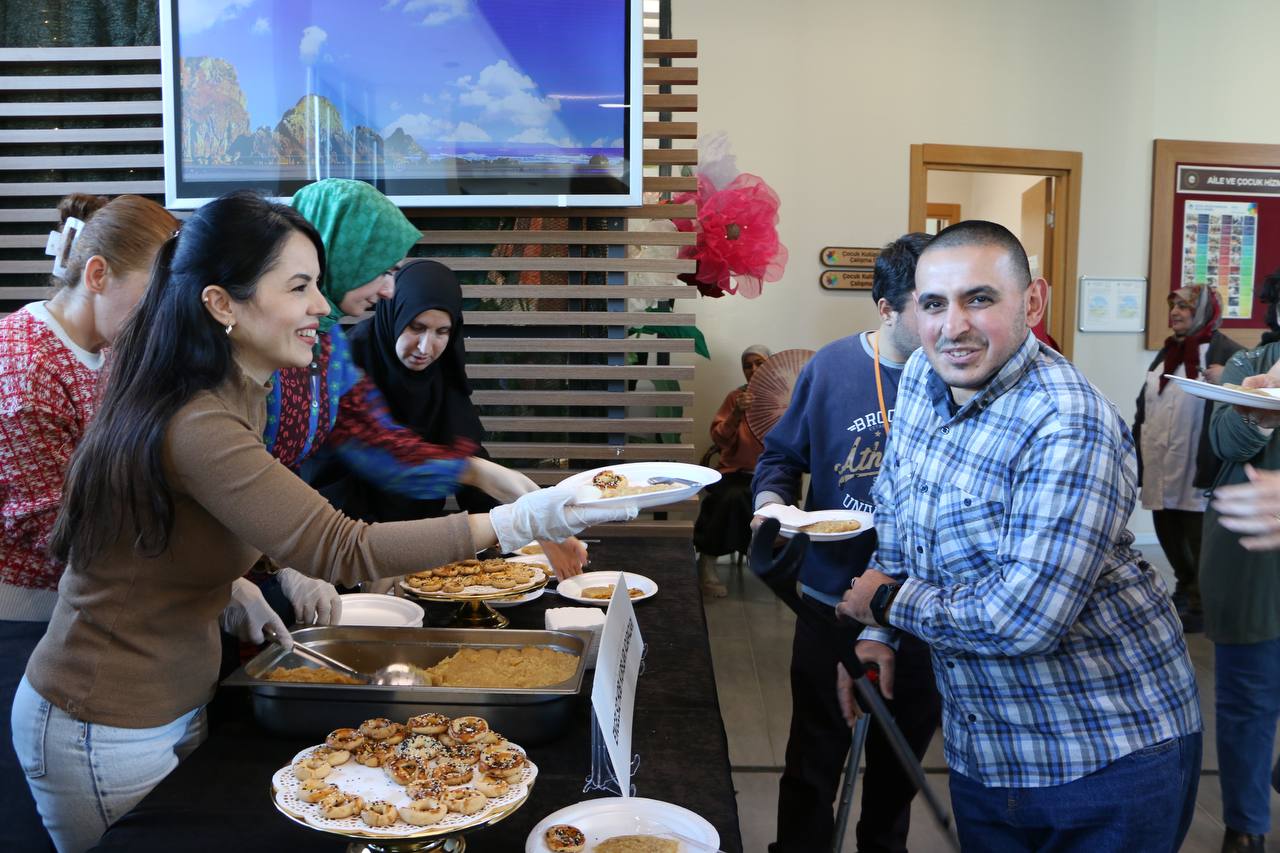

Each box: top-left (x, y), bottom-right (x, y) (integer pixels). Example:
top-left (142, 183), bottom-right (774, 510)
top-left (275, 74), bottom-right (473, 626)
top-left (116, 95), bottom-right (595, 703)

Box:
top-left (669, 133), bottom-right (788, 299)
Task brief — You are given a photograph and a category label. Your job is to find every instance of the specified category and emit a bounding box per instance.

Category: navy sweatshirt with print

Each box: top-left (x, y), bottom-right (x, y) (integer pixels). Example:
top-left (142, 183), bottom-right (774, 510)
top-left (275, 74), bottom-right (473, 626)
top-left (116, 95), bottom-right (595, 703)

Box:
top-left (752, 333), bottom-right (904, 600)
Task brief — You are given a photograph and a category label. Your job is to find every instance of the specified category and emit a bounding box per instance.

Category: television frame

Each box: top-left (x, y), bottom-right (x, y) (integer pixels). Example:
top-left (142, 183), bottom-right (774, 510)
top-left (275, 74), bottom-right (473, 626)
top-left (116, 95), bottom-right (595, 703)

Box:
top-left (159, 1), bottom-right (643, 210)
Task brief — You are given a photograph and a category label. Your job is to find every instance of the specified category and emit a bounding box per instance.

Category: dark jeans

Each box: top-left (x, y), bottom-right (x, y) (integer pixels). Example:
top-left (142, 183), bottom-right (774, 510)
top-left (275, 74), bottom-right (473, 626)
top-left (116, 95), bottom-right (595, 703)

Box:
top-left (0, 620), bottom-right (55, 852)
top-left (770, 594), bottom-right (941, 853)
top-left (692, 470), bottom-right (755, 557)
top-left (1216, 636), bottom-right (1280, 834)
top-left (1152, 508), bottom-right (1203, 610)
top-left (949, 733), bottom-right (1201, 852)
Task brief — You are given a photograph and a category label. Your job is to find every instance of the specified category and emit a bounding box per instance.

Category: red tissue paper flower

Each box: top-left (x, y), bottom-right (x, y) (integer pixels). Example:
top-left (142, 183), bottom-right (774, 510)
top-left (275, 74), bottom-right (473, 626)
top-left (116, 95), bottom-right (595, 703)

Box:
top-left (672, 172), bottom-right (788, 299)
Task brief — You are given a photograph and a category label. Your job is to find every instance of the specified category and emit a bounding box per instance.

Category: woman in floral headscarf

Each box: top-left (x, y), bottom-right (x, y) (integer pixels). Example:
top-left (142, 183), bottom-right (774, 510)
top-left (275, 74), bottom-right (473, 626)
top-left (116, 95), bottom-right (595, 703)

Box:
top-left (1133, 283), bottom-right (1241, 632)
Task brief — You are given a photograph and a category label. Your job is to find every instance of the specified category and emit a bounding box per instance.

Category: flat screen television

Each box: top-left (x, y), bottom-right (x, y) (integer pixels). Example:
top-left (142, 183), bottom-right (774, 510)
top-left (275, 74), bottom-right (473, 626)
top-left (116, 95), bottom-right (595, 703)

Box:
top-left (159, 0), bottom-right (642, 209)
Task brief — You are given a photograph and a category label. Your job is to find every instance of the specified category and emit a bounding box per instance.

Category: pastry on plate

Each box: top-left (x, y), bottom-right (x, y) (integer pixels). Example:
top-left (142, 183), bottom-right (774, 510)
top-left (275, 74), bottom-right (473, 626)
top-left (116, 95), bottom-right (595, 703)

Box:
top-left (360, 800), bottom-right (398, 827)
top-left (587, 469), bottom-right (678, 499)
top-left (325, 727), bottom-right (365, 751)
top-left (318, 791), bottom-right (363, 820)
top-left (474, 773), bottom-right (509, 798)
top-left (406, 712), bottom-right (449, 735)
top-left (581, 584), bottom-right (644, 600)
top-left (799, 519), bottom-right (862, 534)
top-left (544, 823), bottom-right (587, 853)
top-left (593, 836), bottom-right (679, 853)
top-left (400, 796), bottom-right (447, 826)
top-left (442, 787), bottom-right (486, 815)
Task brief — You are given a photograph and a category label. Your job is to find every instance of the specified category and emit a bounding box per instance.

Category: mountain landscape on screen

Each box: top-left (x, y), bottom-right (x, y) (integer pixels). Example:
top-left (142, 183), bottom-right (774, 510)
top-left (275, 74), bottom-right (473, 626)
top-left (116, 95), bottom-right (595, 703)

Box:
top-left (173, 0), bottom-right (628, 188)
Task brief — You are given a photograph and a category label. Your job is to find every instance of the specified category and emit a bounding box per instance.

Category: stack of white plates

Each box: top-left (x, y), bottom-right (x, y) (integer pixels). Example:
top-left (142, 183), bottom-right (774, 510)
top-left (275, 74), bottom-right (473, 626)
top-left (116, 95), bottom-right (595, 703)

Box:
top-left (336, 593), bottom-right (424, 628)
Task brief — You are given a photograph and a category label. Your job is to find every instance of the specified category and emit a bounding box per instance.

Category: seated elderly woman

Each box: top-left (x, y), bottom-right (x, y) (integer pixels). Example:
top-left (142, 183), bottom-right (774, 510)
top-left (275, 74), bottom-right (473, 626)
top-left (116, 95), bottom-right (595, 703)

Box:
top-left (694, 345), bottom-right (771, 596)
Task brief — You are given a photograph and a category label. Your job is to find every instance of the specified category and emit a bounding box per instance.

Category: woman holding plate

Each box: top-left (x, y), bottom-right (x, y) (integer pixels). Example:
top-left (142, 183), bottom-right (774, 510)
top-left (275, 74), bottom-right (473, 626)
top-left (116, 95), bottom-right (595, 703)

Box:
top-left (278, 179), bottom-right (586, 580)
top-left (1132, 283), bottom-right (1240, 632)
top-left (310, 257), bottom-right (589, 578)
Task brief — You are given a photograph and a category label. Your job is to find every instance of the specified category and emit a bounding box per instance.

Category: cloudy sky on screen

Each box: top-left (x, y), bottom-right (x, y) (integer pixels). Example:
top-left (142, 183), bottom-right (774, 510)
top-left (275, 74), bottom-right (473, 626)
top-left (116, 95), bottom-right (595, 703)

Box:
top-left (176, 0), bottom-right (628, 149)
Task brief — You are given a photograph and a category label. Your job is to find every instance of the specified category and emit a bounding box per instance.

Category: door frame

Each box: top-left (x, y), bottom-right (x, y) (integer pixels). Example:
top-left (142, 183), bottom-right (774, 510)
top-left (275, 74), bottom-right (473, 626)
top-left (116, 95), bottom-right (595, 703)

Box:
top-left (908, 144), bottom-right (1083, 358)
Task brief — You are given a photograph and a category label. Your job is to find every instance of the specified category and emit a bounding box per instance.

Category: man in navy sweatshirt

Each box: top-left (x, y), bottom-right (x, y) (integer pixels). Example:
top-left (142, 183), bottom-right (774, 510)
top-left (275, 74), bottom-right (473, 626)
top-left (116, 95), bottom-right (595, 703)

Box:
top-left (755, 232), bottom-right (941, 853)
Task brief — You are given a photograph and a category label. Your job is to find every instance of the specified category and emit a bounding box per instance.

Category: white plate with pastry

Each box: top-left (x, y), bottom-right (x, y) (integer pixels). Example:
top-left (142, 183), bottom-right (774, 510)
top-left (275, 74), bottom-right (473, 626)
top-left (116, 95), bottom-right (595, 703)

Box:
top-left (559, 463), bottom-right (720, 510)
top-left (1164, 374), bottom-right (1280, 410)
top-left (554, 571), bottom-right (657, 606)
top-left (753, 504), bottom-right (874, 542)
top-left (526, 796), bottom-right (719, 852)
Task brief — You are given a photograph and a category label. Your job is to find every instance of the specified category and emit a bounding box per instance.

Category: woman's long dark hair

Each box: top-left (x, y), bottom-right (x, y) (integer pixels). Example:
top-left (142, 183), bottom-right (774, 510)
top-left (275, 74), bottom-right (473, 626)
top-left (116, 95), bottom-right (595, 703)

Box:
top-left (50, 190), bottom-right (325, 565)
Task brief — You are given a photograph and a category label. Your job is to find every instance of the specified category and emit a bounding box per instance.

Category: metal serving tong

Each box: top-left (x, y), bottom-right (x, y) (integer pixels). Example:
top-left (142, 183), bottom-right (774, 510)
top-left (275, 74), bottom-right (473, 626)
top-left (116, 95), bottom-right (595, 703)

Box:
top-left (262, 626), bottom-right (429, 686)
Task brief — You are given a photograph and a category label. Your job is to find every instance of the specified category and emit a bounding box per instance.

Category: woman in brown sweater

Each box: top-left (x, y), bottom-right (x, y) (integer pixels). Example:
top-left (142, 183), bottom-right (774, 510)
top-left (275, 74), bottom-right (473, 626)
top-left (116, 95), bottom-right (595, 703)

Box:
top-left (11, 191), bottom-right (634, 853)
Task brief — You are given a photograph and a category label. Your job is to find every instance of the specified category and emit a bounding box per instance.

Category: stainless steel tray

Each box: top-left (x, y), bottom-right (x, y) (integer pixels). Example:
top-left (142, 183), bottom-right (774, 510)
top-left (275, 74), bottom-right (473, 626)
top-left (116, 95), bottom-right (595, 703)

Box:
top-left (222, 626), bottom-right (588, 744)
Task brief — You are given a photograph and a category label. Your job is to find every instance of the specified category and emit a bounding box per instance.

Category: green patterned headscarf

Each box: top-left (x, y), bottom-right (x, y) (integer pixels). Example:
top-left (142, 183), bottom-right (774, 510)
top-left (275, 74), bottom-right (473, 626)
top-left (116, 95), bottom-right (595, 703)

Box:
top-left (290, 179), bottom-right (421, 332)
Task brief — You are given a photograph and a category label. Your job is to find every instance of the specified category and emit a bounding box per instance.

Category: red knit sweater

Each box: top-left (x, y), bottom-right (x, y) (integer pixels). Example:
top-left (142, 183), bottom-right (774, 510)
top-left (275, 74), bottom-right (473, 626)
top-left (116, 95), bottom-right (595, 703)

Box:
top-left (0, 306), bottom-right (100, 592)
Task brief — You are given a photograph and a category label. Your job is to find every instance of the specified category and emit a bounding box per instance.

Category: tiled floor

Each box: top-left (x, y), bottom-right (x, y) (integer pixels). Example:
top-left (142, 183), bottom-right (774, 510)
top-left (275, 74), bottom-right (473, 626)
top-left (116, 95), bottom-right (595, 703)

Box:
top-left (701, 549), bottom-right (1280, 852)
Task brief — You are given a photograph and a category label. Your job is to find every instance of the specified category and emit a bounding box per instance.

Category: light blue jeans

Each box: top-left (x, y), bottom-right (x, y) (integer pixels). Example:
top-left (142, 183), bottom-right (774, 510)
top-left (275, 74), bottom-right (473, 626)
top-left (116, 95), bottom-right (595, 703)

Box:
top-left (11, 676), bottom-right (207, 853)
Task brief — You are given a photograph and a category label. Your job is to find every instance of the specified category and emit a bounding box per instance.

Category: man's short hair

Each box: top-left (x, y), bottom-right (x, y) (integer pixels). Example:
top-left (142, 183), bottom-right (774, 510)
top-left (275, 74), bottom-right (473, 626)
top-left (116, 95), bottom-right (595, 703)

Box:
top-left (872, 232), bottom-right (932, 312)
top-left (923, 220), bottom-right (1032, 287)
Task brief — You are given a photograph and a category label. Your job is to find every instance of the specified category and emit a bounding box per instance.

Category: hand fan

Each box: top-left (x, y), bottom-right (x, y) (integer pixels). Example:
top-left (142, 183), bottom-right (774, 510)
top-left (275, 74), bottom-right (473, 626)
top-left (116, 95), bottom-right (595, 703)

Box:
top-left (746, 348), bottom-right (815, 441)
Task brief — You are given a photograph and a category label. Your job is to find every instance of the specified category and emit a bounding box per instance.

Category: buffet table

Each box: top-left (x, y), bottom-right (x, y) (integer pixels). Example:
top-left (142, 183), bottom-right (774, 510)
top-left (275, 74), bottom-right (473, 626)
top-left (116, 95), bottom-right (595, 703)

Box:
top-left (92, 537), bottom-right (744, 852)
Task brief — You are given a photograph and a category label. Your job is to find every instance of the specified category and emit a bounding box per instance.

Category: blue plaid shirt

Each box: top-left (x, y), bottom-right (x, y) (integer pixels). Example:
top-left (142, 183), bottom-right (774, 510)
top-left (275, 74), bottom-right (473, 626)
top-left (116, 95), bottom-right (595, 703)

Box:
top-left (862, 333), bottom-right (1201, 787)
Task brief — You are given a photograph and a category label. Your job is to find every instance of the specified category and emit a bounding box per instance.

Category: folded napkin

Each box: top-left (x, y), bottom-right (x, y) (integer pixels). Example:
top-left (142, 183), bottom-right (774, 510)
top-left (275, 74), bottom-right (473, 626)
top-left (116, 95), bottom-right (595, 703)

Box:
top-left (545, 607), bottom-right (606, 669)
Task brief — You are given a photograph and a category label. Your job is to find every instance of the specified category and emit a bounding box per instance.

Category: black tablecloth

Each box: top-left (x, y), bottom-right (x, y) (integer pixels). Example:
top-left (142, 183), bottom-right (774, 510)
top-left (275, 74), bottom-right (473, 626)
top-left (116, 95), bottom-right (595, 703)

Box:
top-left (92, 537), bottom-right (743, 852)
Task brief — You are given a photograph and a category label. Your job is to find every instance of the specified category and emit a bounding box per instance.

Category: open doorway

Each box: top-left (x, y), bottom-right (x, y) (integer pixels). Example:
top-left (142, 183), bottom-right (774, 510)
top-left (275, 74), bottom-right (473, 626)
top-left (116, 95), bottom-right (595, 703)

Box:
top-left (908, 144), bottom-right (1082, 358)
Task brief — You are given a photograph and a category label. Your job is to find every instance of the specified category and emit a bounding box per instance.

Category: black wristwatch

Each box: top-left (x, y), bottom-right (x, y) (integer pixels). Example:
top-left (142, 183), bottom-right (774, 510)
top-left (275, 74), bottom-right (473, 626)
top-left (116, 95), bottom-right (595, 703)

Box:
top-left (869, 582), bottom-right (901, 627)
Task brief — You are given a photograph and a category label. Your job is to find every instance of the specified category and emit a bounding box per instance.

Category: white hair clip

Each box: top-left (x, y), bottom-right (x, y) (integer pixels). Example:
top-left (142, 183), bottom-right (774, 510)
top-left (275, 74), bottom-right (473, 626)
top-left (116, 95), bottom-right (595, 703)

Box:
top-left (45, 216), bottom-right (85, 278)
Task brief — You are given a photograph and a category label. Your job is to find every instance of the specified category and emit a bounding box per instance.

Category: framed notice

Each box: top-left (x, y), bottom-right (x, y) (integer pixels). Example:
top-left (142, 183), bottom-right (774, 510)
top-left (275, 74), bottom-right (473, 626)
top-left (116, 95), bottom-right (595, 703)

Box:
top-left (1148, 140), bottom-right (1280, 349)
top-left (1078, 277), bottom-right (1146, 333)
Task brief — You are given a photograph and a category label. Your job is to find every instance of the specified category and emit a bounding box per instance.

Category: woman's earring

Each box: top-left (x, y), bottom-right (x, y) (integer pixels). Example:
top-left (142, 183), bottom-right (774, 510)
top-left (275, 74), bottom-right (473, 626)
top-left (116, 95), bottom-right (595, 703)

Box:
top-left (225, 323), bottom-right (234, 336)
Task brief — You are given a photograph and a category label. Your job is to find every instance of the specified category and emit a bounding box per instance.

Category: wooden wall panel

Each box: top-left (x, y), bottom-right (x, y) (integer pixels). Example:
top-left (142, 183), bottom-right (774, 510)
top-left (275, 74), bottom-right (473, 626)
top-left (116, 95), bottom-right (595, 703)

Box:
top-left (0, 36), bottom-right (701, 537)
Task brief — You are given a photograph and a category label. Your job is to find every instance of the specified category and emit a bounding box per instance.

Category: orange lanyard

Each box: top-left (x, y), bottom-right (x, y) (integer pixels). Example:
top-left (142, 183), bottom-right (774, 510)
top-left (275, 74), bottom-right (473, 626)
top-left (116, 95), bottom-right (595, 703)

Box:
top-left (874, 332), bottom-right (890, 435)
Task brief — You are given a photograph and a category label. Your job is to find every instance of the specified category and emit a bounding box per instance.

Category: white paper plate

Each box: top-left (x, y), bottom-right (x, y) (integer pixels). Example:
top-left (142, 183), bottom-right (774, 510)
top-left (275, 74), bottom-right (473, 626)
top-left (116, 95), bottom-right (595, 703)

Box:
top-left (337, 593), bottom-right (424, 628)
top-left (526, 796), bottom-right (719, 852)
top-left (559, 462), bottom-right (721, 510)
top-left (1164, 374), bottom-right (1280, 410)
top-left (554, 571), bottom-right (657, 606)
top-left (753, 504), bottom-right (874, 542)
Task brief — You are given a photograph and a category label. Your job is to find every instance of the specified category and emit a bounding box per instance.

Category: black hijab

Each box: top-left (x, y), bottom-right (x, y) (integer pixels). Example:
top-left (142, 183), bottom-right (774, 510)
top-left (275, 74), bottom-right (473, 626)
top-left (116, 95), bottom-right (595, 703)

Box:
top-left (347, 259), bottom-right (485, 446)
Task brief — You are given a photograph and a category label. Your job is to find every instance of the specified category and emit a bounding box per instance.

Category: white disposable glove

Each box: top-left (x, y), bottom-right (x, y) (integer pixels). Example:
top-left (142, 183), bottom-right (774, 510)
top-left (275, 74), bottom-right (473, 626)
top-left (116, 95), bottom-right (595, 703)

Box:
top-left (464, 457), bottom-right (540, 504)
top-left (278, 567), bottom-right (343, 626)
top-left (220, 577), bottom-right (292, 650)
top-left (488, 487), bottom-right (638, 553)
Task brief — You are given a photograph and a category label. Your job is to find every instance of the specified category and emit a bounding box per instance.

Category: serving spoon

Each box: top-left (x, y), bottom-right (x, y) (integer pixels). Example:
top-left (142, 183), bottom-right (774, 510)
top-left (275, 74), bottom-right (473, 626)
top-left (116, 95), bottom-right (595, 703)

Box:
top-left (262, 627), bottom-right (429, 686)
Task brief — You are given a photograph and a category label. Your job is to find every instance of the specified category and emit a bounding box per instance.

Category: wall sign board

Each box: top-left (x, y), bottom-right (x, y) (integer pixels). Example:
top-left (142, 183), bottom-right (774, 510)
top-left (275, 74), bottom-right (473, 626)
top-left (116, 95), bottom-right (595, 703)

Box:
top-left (820, 270), bottom-right (874, 290)
top-left (1149, 139), bottom-right (1280, 349)
top-left (820, 246), bottom-right (880, 267)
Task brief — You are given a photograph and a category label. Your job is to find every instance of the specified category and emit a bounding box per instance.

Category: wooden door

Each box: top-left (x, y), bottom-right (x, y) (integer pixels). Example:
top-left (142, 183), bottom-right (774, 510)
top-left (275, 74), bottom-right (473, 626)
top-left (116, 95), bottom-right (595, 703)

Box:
top-left (1021, 178), bottom-right (1052, 284)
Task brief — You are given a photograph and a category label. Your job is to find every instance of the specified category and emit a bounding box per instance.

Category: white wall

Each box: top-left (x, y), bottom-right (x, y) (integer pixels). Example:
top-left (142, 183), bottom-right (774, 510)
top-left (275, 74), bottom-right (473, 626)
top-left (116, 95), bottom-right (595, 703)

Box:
top-left (676, 0), bottom-right (1280, 538)
top-left (968, 173), bottom-right (1044, 241)
top-left (926, 170), bottom-right (973, 214)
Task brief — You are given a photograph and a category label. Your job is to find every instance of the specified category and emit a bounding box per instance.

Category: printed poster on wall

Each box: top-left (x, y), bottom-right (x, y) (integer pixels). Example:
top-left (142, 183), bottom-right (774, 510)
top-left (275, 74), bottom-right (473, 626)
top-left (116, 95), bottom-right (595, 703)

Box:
top-left (1180, 199), bottom-right (1258, 319)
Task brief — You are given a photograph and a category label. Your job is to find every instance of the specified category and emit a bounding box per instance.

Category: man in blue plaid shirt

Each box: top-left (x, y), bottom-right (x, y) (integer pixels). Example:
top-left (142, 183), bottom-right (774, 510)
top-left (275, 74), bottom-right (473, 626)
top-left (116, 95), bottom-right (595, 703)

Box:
top-left (839, 220), bottom-right (1202, 850)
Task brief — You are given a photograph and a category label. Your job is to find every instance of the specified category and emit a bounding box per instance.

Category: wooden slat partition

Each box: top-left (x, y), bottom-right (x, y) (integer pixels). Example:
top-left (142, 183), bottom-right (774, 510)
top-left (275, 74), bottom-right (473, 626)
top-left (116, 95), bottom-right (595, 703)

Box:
top-left (0, 35), bottom-right (702, 537)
